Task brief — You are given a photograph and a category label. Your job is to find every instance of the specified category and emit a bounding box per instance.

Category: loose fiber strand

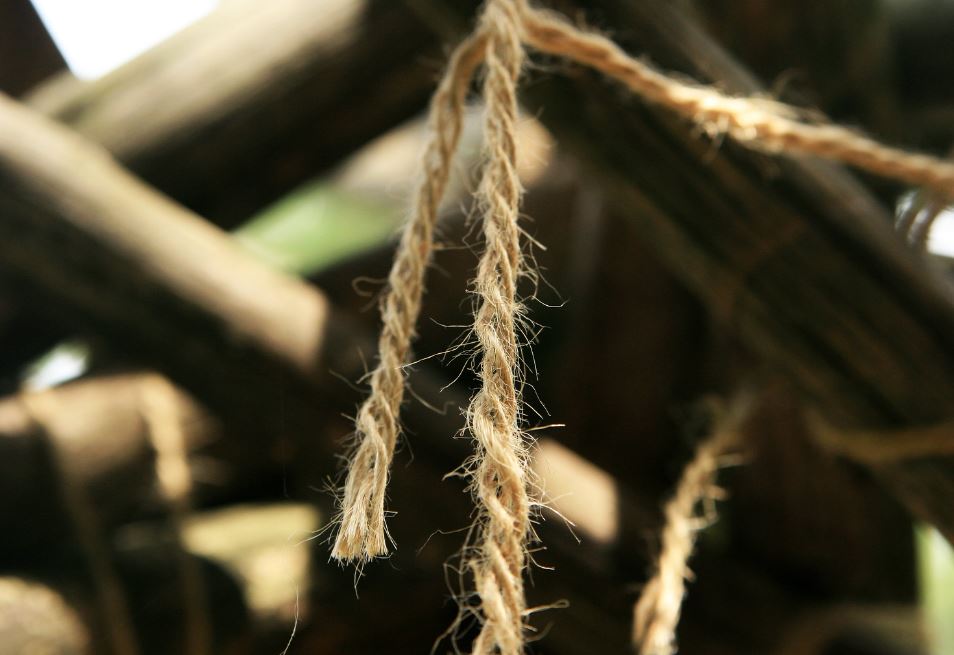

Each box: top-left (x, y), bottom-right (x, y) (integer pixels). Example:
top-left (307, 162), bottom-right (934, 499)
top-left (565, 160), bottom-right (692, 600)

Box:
top-left (332, 29), bottom-right (488, 562)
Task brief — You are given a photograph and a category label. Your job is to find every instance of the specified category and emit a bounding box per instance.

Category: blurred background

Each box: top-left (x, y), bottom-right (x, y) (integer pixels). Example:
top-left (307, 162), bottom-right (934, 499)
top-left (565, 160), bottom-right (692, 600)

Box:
top-left (1, 0), bottom-right (954, 653)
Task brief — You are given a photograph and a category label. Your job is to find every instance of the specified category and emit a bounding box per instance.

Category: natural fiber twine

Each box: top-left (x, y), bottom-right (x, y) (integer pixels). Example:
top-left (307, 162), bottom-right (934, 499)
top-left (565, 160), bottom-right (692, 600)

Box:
top-left (633, 395), bottom-right (750, 655)
top-left (462, 1), bottom-right (533, 652)
top-left (331, 27), bottom-right (489, 563)
top-left (332, 1), bottom-right (954, 653)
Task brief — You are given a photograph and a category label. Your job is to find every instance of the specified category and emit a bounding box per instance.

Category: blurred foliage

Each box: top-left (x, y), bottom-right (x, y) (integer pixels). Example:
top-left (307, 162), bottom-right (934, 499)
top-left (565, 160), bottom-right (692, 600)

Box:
top-left (917, 524), bottom-right (954, 655)
top-left (234, 181), bottom-right (399, 275)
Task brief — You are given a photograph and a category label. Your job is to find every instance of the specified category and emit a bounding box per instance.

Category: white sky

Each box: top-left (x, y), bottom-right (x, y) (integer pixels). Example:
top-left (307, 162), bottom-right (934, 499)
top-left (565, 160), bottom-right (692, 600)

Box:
top-left (927, 209), bottom-right (954, 258)
top-left (30, 0), bottom-right (217, 80)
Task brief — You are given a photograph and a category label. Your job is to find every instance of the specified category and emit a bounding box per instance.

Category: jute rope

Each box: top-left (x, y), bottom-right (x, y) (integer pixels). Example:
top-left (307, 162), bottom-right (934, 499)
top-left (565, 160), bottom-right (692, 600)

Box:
top-left (332, 27), bottom-right (489, 563)
top-left (514, 2), bottom-right (954, 195)
top-left (332, 1), bottom-right (954, 652)
top-left (633, 395), bottom-right (750, 655)
top-left (463, 1), bottom-right (533, 653)
top-left (335, 0), bottom-right (954, 562)
top-left (140, 376), bottom-right (211, 655)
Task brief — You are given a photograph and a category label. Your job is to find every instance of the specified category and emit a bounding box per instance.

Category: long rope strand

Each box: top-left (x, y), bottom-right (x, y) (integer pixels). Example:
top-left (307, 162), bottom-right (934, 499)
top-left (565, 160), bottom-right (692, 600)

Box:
top-left (465, 1), bottom-right (532, 652)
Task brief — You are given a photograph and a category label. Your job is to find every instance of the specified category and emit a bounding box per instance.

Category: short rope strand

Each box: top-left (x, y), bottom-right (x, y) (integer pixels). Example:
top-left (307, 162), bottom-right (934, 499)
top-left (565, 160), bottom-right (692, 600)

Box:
top-left (332, 30), bottom-right (488, 562)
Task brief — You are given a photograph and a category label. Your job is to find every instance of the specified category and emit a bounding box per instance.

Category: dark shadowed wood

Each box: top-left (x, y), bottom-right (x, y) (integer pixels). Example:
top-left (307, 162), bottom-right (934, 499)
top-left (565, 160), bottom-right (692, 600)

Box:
top-left (0, 91), bottom-right (332, 434)
top-left (0, 0), bottom-right (64, 96)
top-left (2, 0), bottom-right (461, 387)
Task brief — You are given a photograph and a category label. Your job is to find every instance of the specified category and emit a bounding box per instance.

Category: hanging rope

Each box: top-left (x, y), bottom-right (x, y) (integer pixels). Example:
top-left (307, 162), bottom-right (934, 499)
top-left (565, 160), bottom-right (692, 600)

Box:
top-left (463, 0), bottom-right (533, 652)
top-left (332, 29), bottom-right (489, 562)
top-left (332, 1), bottom-right (954, 653)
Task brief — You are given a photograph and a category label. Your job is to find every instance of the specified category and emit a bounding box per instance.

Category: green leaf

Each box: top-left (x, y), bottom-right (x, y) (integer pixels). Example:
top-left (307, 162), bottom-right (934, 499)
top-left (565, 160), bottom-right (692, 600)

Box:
top-left (234, 181), bottom-right (400, 275)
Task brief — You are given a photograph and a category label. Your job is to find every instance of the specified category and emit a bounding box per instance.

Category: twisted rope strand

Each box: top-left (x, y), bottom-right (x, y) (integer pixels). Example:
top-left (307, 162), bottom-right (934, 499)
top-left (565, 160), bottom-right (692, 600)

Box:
top-left (515, 3), bottom-right (954, 195)
top-left (465, 1), bottom-right (532, 653)
top-left (633, 397), bottom-right (749, 655)
top-left (332, 30), bottom-right (488, 562)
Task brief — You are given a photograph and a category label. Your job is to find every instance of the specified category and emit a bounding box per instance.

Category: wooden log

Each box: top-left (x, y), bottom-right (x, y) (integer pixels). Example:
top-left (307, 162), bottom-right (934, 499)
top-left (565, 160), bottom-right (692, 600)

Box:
top-left (8, 547), bottom-right (249, 655)
top-left (0, 90), bottom-right (335, 438)
top-left (0, 373), bottom-right (222, 555)
top-left (25, 0), bottom-right (451, 228)
top-left (0, 577), bottom-right (88, 654)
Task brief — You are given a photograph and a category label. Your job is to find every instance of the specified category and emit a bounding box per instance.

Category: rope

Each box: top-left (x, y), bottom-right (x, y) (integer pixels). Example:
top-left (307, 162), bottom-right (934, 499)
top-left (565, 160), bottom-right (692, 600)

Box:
top-left (332, 28), bottom-right (489, 563)
top-left (514, 1), bottom-right (954, 195)
top-left (633, 395), bottom-right (750, 655)
top-left (464, 0), bottom-right (533, 653)
top-left (333, 1), bottom-right (954, 652)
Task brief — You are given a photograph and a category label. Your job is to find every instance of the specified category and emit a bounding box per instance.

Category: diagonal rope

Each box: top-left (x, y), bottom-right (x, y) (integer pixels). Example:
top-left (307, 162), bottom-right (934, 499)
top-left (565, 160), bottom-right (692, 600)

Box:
top-left (515, 1), bottom-right (954, 194)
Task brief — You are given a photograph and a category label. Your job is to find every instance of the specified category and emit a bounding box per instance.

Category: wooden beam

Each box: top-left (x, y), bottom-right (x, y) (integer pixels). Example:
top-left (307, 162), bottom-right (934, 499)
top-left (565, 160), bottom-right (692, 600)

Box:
top-left (2, 0), bottom-right (464, 385)
top-left (0, 0), bottom-right (64, 96)
top-left (25, 0), bottom-right (453, 227)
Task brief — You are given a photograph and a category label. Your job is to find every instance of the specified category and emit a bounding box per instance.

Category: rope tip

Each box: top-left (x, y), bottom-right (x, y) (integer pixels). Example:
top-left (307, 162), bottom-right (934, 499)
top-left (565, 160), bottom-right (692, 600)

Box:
top-left (331, 519), bottom-right (390, 564)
